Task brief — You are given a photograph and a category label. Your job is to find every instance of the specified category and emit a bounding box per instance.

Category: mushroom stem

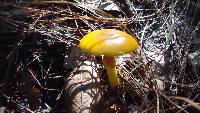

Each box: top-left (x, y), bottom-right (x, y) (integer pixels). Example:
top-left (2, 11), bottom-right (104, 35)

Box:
top-left (102, 56), bottom-right (120, 89)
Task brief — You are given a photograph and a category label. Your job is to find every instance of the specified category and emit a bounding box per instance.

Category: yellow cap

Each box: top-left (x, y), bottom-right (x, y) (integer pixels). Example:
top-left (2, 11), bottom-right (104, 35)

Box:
top-left (79, 29), bottom-right (138, 56)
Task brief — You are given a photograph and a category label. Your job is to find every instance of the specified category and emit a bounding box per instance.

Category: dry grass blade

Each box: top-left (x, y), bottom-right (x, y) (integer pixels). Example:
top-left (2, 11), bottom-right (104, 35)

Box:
top-left (169, 96), bottom-right (200, 111)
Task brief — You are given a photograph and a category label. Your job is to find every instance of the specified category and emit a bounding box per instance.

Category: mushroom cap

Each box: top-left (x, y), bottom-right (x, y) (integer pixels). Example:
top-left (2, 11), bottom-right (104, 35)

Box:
top-left (79, 29), bottom-right (138, 56)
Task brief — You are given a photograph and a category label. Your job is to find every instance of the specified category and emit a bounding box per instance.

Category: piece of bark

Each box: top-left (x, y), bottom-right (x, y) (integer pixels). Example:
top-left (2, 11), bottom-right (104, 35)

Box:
top-left (64, 60), bottom-right (103, 113)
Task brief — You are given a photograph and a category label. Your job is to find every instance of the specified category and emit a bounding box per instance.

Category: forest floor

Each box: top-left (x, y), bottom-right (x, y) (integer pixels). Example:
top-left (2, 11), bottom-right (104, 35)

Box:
top-left (0, 1), bottom-right (200, 113)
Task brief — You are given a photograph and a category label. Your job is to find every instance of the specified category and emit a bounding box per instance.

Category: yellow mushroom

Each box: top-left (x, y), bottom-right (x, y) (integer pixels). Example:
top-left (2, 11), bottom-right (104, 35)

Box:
top-left (79, 29), bottom-right (138, 89)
